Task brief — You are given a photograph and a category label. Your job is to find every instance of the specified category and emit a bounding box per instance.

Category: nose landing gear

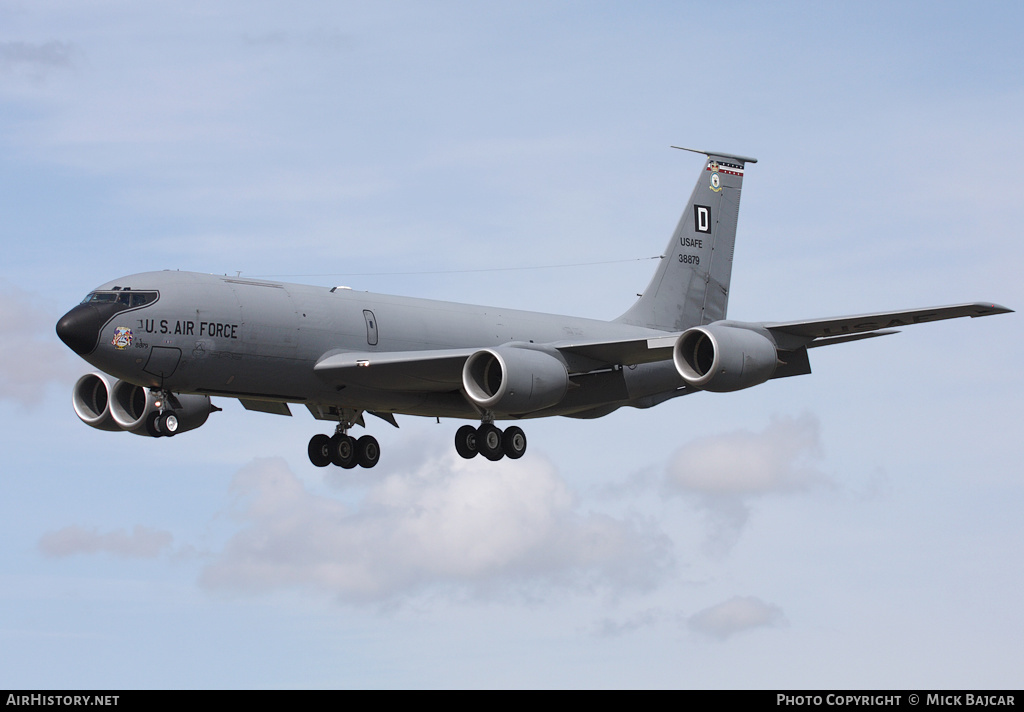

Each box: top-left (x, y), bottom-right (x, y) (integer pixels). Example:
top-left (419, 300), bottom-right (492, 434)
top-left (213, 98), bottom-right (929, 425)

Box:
top-left (144, 389), bottom-right (181, 437)
top-left (145, 411), bottom-right (180, 437)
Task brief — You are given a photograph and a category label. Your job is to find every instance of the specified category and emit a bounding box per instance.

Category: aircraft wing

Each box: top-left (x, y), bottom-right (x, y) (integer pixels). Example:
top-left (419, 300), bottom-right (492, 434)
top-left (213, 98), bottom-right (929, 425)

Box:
top-left (557, 302), bottom-right (1014, 364)
top-left (313, 335), bottom-right (683, 392)
top-left (553, 335), bottom-right (678, 369)
top-left (765, 302), bottom-right (1012, 348)
top-left (313, 303), bottom-right (1012, 392)
top-left (314, 348), bottom-right (476, 391)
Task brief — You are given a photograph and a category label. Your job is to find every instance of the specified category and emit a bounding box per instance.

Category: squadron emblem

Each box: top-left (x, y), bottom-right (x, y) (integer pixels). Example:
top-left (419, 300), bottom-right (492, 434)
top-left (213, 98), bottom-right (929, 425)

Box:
top-left (111, 326), bottom-right (133, 350)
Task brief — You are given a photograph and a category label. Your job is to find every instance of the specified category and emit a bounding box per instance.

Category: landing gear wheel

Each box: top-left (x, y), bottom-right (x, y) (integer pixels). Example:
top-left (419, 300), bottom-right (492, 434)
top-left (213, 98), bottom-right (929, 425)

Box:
top-left (502, 426), bottom-right (527, 459)
top-left (146, 411), bottom-right (165, 437)
top-left (158, 412), bottom-right (179, 437)
top-left (308, 434), bottom-right (331, 467)
top-left (329, 433), bottom-right (358, 469)
top-left (478, 424), bottom-right (504, 461)
top-left (356, 435), bottom-right (380, 469)
top-left (455, 425), bottom-right (479, 459)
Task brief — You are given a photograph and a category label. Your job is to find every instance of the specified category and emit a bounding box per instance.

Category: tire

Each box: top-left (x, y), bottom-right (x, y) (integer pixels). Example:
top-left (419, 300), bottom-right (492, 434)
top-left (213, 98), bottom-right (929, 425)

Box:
top-left (502, 426), bottom-right (527, 459)
top-left (356, 435), bottom-right (380, 469)
top-left (146, 411), bottom-right (164, 437)
top-left (159, 412), bottom-right (179, 436)
top-left (455, 425), bottom-right (478, 459)
top-left (329, 433), bottom-right (357, 469)
top-left (308, 434), bottom-right (331, 467)
top-left (478, 424), bottom-right (504, 461)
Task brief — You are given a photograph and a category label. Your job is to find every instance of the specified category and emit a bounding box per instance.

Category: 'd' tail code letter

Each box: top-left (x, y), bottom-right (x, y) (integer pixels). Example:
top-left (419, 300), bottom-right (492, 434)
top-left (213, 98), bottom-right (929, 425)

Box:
top-left (616, 148), bottom-right (756, 331)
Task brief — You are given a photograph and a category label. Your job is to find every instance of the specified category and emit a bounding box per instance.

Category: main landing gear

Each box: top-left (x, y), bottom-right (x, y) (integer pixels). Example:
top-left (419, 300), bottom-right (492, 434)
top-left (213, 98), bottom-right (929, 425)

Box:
top-left (454, 423), bottom-right (526, 461)
top-left (305, 415), bottom-right (527, 468)
top-left (308, 427), bottom-right (380, 469)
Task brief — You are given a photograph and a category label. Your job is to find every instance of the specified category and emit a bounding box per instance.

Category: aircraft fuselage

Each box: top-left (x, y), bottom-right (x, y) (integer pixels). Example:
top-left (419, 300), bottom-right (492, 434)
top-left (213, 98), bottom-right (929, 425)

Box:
top-left (60, 270), bottom-right (683, 420)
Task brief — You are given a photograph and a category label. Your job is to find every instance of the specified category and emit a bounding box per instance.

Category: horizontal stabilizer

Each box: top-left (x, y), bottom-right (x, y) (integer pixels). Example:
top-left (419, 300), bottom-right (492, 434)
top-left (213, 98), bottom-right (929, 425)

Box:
top-left (671, 146), bottom-right (758, 164)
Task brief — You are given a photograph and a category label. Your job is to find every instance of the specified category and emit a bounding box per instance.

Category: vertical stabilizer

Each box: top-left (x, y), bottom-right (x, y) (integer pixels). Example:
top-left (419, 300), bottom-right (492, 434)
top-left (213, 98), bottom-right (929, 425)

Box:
top-left (616, 148), bottom-right (755, 331)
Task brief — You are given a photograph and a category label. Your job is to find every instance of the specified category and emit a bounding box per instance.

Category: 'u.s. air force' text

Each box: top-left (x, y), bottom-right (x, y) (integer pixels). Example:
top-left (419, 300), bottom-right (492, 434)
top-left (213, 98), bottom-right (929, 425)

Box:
top-left (137, 319), bottom-right (238, 339)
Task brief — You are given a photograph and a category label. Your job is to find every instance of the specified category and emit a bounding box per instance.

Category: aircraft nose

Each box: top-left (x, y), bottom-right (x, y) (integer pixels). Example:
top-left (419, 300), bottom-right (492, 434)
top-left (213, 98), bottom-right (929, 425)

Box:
top-left (56, 303), bottom-right (104, 355)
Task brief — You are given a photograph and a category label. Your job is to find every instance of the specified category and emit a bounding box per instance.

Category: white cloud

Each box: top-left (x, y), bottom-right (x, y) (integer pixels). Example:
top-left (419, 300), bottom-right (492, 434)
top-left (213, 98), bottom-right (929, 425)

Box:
top-left (0, 41), bottom-right (74, 71)
top-left (38, 524), bottom-right (173, 559)
top-left (201, 454), bottom-right (671, 603)
top-left (664, 414), bottom-right (828, 555)
top-left (666, 413), bottom-right (825, 496)
top-left (593, 608), bottom-right (669, 638)
top-left (687, 596), bottom-right (786, 641)
top-left (0, 286), bottom-right (75, 405)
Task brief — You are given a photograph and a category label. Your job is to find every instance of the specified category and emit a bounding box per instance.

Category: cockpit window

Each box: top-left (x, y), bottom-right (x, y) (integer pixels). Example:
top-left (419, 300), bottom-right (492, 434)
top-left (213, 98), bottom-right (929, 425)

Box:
top-left (129, 292), bottom-right (154, 307)
top-left (81, 290), bottom-right (158, 308)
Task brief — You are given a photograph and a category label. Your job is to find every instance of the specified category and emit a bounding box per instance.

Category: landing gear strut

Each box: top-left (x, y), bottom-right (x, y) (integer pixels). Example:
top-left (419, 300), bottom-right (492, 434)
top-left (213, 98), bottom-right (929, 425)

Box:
top-left (454, 423), bottom-right (527, 461)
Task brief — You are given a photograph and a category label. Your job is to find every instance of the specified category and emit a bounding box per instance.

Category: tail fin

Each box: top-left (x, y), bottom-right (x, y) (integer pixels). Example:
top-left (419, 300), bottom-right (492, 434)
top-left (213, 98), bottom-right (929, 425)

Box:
top-left (615, 147), bottom-right (756, 331)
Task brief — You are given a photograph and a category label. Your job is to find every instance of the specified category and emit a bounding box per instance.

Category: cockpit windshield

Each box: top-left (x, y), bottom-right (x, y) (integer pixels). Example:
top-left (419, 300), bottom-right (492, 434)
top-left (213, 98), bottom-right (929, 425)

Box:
top-left (81, 290), bottom-right (158, 308)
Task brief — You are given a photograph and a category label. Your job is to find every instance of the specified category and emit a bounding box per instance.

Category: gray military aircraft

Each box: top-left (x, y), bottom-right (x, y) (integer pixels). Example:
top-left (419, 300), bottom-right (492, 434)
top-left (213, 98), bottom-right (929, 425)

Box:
top-left (56, 148), bottom-right (1012, 468)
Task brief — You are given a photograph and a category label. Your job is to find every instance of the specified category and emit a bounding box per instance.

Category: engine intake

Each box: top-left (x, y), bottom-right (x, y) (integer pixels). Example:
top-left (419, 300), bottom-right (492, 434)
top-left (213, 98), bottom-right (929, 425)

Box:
top-left (673, 323), bottom-right (778, 392)
top-left (462, 346), bottom-right (569, 414)
top-left (72, 373), bottom-right (122, 431)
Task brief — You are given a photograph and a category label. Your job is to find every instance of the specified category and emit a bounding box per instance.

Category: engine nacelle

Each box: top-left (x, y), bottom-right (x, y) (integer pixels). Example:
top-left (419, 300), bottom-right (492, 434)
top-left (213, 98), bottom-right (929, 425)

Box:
top-left (673, 323), bottom-right (778, 393)
top-left (109, 380), bottom-right (214, 436)
top-left (72, 372), bottom-right (122, 431)
top-left (72, 372), bottom-right (214, 436)
top-left (462, 346), bottom-right (569, 415)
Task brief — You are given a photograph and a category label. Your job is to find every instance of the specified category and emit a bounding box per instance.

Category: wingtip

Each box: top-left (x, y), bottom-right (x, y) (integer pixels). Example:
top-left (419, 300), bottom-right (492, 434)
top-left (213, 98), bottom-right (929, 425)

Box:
top-left (972, 303), bottom-right (1014, 316)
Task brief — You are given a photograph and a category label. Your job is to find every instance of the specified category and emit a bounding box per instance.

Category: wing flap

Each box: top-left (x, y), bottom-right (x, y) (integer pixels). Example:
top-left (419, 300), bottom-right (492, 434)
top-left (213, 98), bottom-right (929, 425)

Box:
top-left (805, 330), bottom-right (899, 349)
top-left (239, 399), bottom-right (293, 416)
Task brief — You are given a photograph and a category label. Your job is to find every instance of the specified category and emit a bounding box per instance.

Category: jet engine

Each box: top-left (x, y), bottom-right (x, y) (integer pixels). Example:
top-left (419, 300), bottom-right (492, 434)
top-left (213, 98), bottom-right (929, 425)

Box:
top-left (673, 323), bottom-right (778, 392)
top-left (72, 372), bottom-right (215, 437)
top-left (72, 372), bottom-right (122, 431)
top-left (462, 346), bottom-right (569, 414)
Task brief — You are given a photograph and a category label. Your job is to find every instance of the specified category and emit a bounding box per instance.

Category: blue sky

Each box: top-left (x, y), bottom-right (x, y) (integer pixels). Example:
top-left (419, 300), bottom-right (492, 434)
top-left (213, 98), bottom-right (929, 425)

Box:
top-left (2, 0), bottom-right (1022, 688)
